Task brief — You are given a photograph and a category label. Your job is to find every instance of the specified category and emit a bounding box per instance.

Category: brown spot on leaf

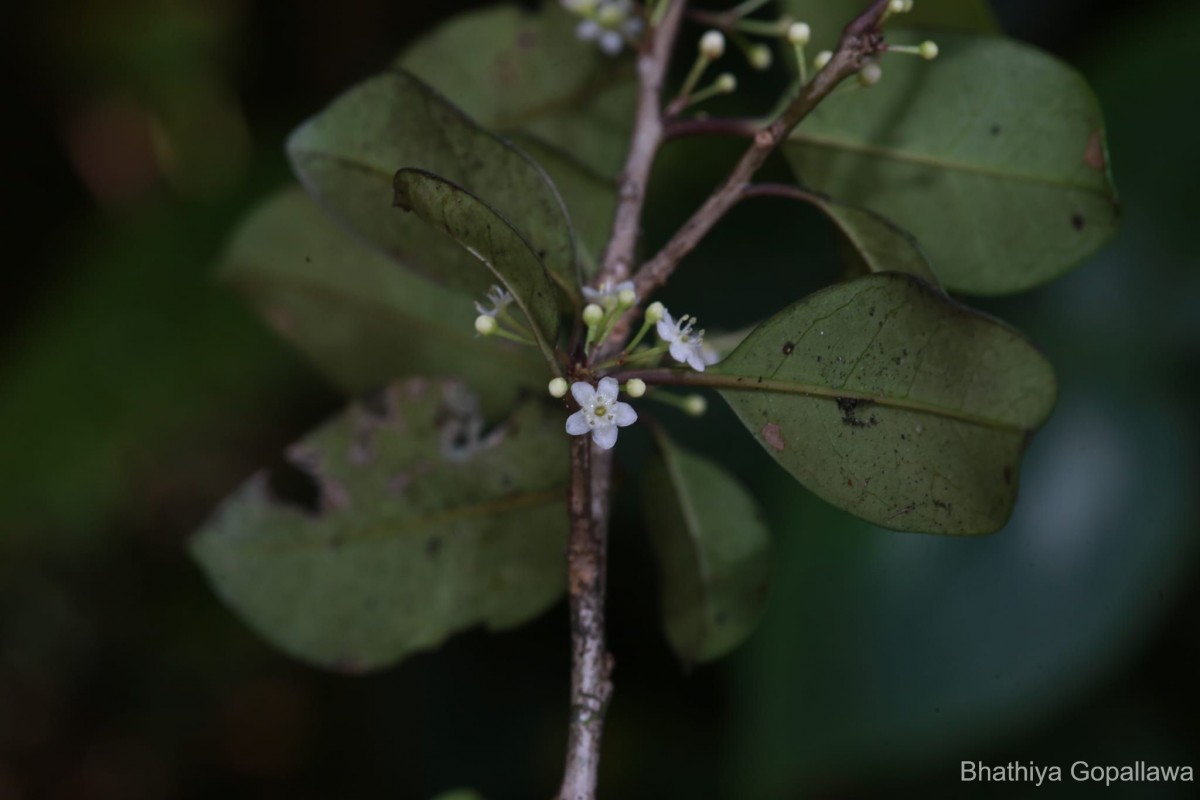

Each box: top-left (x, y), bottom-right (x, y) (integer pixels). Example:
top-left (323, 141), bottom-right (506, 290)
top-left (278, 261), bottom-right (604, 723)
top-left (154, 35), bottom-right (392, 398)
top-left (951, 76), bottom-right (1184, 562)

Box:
top-left (1084, 130), bottom-right (1106, 171)
top-left (782, 341), bottom-right (795, 355)
top-left (1071, 213), bottom-right (1085, 231)
top-left (1003, 466), bottom-right (1013, 486)
top-left (761, 423), bottom-right (786, 452)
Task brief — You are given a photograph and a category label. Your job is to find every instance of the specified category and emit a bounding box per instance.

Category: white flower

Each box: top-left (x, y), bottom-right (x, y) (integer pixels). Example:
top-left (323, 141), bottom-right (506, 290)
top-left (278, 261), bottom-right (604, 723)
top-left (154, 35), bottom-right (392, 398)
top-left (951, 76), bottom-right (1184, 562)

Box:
top-left (565, 377), bottom-right (638, 450)
top-left (569, 0), bottom-right (642, 56)
top-left (656, 310), bottom-right (710, 371)
top-left (474, 285), bottom-right (513, 318)
top-left (582, 279), bottom-right (636, 309)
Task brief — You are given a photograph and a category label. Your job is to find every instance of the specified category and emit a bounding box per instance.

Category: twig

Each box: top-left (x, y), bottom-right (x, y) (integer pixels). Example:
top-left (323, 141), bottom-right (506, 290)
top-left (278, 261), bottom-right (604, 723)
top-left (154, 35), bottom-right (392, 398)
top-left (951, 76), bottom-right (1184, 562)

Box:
top-left (631, 0), bottom-right (890, 297)
top-left (558, 437), bottom-right (612, 800)
top-left (559, 7), bottom-right (687, 798)
top-left (597, 0), bottom-right (686, 286)
top-left (663, 116), bottom-right (760, 141)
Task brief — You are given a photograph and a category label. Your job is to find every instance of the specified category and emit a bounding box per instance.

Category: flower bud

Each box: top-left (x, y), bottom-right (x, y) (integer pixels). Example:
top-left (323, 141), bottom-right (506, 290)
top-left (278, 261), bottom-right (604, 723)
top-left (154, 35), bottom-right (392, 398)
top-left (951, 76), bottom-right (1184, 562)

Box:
top-left (548, 377), bottom-right (569, 398)
top-left (625, 379), bottom-right (647, 398)
top-left (596, 3), bottom-right (623, 26)
top-left (888, 0), bottom-right (906, 12)
top-left (715, 73), bottom-right (738, 93)
top-left (858, 59), bottom-right (882, 87)
top-left (475, 315), bottom-right (498, 336)
top-left (682, 395), bottom-right (708, 417)
top-left (813, 50), bottom-right (833, 70)
top-left (617, 287), bottom-right (637, 308)
top-left (583, 303), bottom-right (606, 326)
top-left (699, 30), bottom-right (725, 60)
top-left (787, 22), bottom-right (811, 46)
top-left (919, 40), bottom-right (939, 60)
top-left (645, 301), bottom-right (665, 323)
top-left (747, 44), bottom-right (773, 71)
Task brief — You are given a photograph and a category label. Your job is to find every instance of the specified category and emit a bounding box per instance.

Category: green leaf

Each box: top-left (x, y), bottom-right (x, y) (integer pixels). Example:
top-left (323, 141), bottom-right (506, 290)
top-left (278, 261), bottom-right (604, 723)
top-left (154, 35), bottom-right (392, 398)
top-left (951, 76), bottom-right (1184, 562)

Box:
top-left (780, 0), bottom-right (998, 55)
top-left (397, 3), bottom-right (635, 178)
top-left (712, 273), bottom-right (1056, 534)
top-left (393, 169), bottom-right (562, 368)
top-left (772, 190), bottom-right (938, 282)
top-left (191, 379), bottom-right (569, 673)
top-left (286, 69), bottom-right (580, 296)
top-left (784, 33), bottom-right (1118, 295)
top-left (221, 187), bottom-right (547, 417)
top-left (643, 433), bottom-right (772, 663)
top-left (510, 133), bottom-right (616, 275)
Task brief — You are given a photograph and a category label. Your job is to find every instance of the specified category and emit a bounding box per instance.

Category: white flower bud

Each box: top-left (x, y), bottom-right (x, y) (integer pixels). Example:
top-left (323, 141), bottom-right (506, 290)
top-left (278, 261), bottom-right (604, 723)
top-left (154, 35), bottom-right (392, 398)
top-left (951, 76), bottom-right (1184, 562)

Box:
top-left (888, 0), bottom-right (906, 12)
top-left (475, 315), bottom-right (498, 336)
top-left (813, 50), bottom-right (833, 70)
top-left (583, 303), bottom-right (606, 325)
top-left (699, 30), bottom-right (725, 60)
top-left (715, 73), bottom-right (738, 94)
top-left (645, 302), bottom-right (665, 323)
top-left (858, 59), bottom-right (883, 87)
top-left (747, 44), bottom-right (773, 71)
top-left (625, 379), bottom-right (647, 398)
top-left (682, 395), bottom-right (708, 417)
top-left (596, 3), bottom-right (624, 27)
top-left (548, 377), bottom-right (569, 398)
top-left (919, 40), bottom-right (939, 60)
top-left (787, 22), bottom-right (811, 46)
top-left (617, 287), bottom-right (637, 308)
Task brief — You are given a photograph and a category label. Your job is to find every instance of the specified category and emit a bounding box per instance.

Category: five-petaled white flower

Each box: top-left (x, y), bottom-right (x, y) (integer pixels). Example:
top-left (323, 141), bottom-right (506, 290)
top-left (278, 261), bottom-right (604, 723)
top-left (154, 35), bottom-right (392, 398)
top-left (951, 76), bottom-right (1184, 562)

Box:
top-left (568, 0), bottom-right (643, 55)
top-left (657, 310), bottom-right (710, 371)
top-left (582, 279), bottom-right (636, 309)
top-left (565, 377), bottom-right (637, 450)
top-left (474, 285), bottom-right (513, 318)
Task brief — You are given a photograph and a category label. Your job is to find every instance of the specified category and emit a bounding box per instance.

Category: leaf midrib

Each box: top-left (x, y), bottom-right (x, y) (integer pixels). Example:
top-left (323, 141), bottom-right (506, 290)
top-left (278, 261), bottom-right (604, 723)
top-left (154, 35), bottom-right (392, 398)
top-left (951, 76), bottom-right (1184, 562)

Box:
top-left (695, 370), bottom-right (1044, 432)
top-left (788, 132), bottom-right (1107, 194)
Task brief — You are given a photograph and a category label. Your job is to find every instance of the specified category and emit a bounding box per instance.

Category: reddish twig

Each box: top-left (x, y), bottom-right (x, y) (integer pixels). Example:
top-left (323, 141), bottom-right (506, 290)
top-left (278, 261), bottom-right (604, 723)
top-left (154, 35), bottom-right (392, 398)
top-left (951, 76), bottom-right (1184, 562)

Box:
top-left (631, 0), bottom-right (890, 298)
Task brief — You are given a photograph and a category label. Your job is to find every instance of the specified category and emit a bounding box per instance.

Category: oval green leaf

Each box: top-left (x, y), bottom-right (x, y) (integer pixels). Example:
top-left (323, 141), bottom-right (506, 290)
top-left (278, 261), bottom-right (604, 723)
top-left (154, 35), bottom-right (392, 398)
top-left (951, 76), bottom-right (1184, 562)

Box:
top-left (392, 169), bottom-right (562, 368)
top-left (397, 3), bottom-right (635, 178)
top-left (286, 69), bottom-right (580, 295)
top-left (190, 379), bottom-right (569, 673)
top-left (221, 188), bottom-right (547, 416)
top-left (785, 33), bottom-right (1118, 295)
top-left (712, 273), bottom-right (1056, 534)
top-left (643, 433), bottom-right (772, 663)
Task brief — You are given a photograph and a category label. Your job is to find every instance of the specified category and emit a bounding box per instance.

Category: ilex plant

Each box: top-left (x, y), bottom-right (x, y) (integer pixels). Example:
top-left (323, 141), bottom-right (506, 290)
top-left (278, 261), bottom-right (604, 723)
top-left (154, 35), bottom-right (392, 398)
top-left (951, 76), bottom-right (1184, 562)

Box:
top-left (191, 1), bottom-right (1118, 798)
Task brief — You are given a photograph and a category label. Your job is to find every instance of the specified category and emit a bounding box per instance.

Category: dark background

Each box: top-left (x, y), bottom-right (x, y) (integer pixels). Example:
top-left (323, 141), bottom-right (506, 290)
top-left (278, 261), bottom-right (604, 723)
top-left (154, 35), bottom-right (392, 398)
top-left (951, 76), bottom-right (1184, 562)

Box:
top-left (1, 1), bottom-right (1197, 798)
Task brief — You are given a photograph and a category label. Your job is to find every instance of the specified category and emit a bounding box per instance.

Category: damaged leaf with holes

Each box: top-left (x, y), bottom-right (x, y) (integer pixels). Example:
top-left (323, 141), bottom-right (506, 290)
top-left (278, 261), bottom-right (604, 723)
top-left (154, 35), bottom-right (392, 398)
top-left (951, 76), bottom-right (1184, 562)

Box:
top-left (190, 379), bottom-right (570, 672)
top-left (715, 273), bottom-right (1056, 534)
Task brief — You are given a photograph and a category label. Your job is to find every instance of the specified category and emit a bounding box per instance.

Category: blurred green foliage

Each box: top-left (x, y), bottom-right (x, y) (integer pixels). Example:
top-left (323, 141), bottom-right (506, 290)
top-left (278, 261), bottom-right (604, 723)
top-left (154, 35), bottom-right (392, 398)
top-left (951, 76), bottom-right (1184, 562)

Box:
top-left (1, 1), bottom-right (1197, 798)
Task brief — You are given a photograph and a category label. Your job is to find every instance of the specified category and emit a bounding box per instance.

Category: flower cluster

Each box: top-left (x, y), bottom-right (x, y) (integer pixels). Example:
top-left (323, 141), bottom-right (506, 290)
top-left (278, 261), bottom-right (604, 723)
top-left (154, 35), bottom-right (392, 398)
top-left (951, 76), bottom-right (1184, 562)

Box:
top-left (471, 281), bottom-right (720, 449)
top-left (560, 0), bottom-right (644, 56)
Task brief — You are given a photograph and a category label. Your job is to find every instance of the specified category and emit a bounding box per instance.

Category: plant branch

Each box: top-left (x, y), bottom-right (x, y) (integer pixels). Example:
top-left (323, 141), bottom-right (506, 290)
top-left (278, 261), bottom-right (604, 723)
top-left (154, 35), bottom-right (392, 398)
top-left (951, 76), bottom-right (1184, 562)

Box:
top-left (558, 436), bottom-right (613, 800)
top-left (631, 0), bottom-right (890, 297)
top-left (597, 0), bottom-right (686, 286)
top-left (663, 116), bottom-right (760, 141)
